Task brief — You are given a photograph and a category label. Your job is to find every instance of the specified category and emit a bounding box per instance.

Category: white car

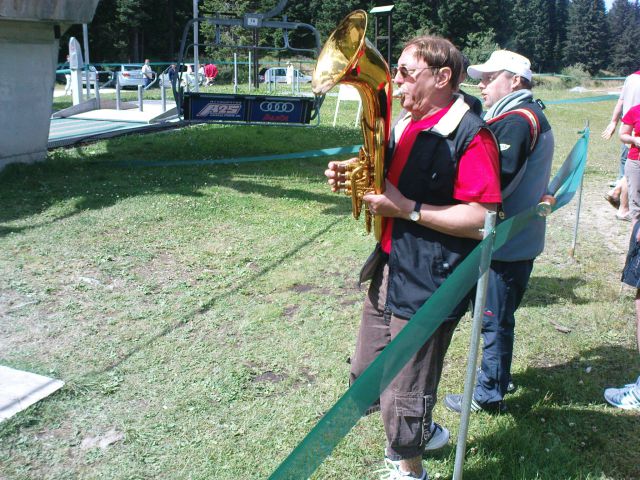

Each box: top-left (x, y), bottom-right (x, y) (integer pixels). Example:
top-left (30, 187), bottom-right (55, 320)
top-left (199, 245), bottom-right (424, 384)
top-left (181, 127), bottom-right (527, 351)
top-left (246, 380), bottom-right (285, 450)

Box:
top-left (80, 66), bottom-right (97, 86)
top-left (80, 66), bottom-right (111, 86)
top-left (262, 67), bottom-right (311, 84)
top-left (117, 64), bottom-right (147, 88)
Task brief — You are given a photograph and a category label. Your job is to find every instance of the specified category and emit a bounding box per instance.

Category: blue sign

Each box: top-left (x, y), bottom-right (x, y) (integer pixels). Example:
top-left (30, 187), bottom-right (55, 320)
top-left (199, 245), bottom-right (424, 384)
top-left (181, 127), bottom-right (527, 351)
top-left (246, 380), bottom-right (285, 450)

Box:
top-left (182, 93), bottom-right (315, 125)
top-left (248, 97), bottom-right (306, 123)
top-left (187, 96), bottom-right (247, 121)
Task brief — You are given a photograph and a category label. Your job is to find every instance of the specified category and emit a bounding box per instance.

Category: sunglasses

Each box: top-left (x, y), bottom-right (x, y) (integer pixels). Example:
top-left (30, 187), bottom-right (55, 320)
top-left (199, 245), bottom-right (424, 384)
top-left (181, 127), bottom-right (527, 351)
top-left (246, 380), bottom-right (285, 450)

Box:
top-left (392, 65), bottom-right (441, 79)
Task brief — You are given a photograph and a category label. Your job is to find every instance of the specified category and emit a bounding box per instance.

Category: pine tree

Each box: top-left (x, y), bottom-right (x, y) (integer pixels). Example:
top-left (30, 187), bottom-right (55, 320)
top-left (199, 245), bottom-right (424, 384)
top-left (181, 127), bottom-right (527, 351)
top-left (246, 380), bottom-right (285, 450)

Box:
top-left (607, 0), bottom-right (637, 73)
top-left (463, 29), bottom-right (500, 65)
top-left (611, 24), bottom-right (640, 74)
top-left (511, 0), bottom-right (554, 71)
top-left (436, 0), bottom-right (502, 48)
top-left (309, 0), bottom-right (371, 40)
top-left (608, 0), bottom-right (634, 40)
top-left (552, 0), bottom-right (568, 70)
top-left (493, 0), bottom-right (515, 47)
top-left (389, 0), bottom-right (438, 59)
top-left (564, 0), bottom-right (608, 74)
top-left (608, 0), bottom-right (640, 74)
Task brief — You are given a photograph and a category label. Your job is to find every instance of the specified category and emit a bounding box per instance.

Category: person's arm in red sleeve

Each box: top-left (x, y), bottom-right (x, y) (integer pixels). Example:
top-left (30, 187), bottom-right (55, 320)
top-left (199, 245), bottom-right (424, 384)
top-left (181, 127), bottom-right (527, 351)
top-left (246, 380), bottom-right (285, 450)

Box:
top-left (362, 129), bottom-right (501, 240)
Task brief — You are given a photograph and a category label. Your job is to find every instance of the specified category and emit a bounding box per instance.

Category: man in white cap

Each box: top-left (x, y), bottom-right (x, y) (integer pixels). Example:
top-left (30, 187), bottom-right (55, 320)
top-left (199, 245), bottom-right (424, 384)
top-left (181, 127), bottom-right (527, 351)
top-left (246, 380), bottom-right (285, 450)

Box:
top-left (444, 50), bottom-right (555, 413)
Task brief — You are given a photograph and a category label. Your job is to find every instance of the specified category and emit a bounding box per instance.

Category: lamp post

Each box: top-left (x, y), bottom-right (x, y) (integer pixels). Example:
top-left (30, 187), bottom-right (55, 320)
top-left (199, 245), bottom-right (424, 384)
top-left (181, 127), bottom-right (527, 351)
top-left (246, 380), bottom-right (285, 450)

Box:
top-left (193, 0), bottom-right (199, 93)
top-left (369, 5), bottom-right (394, 68)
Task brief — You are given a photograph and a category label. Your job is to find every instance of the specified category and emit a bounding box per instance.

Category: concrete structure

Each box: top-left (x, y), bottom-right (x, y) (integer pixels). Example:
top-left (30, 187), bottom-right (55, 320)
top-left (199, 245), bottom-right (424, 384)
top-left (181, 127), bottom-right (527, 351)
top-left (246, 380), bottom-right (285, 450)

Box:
top-left (0, 0), bottom-right (100, 169)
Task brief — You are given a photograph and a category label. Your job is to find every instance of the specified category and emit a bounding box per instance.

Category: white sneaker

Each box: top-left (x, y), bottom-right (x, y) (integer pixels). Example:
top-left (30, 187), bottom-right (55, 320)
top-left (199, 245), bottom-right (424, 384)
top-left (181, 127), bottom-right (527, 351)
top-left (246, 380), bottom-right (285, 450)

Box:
top-left (604, 376), bottom-right (640, 399)
top-left (424, 422), bottom-right (449, 451)
top-left (377, 458), bottom-right (428, 480)
top-left (604, 384), bottom-right (640, 410)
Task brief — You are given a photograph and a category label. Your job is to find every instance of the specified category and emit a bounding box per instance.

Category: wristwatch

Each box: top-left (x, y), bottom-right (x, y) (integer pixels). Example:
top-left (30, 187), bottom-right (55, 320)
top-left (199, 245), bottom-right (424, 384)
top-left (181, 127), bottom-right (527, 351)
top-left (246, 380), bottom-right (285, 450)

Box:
top-left (409, 202), bottom-right (422, 222)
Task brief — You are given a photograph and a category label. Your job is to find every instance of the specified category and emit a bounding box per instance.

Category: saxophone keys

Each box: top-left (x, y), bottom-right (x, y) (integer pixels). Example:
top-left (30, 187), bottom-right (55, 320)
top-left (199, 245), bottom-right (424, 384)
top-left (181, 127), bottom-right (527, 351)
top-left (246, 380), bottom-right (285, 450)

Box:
top-left (365, 209), bottom-right (372, 233)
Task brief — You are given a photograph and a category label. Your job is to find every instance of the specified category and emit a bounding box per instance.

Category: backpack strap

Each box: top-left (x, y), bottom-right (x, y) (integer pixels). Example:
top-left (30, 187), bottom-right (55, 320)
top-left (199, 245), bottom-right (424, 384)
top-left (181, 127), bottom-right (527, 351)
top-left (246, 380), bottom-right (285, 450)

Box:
top-left (487, 107), bottom-right (541, 208)
top-left (487, 108), bottom-right (539, 152)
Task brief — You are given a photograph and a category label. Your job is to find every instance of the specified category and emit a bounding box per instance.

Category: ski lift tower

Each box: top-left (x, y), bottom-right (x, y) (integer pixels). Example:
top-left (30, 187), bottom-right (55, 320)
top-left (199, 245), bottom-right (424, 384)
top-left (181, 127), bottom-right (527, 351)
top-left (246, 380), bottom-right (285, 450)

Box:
top-left (0, 0), bottom-right (100, 170)
top-left (174, 0), bottom-right (323, 127)
top-left (370, 5), bottom-right (394, 68)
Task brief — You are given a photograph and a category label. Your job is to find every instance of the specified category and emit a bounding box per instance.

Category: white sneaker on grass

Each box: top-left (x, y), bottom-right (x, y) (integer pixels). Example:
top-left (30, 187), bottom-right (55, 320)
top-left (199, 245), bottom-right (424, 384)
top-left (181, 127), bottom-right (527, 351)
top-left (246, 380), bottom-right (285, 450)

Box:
top-left (604, 384), bottom-right (640, 410)
top-left (383, 422), bottom-right (448, 460)
top-left (424, 422), bottom-right (449, 451)
top-left (604, 376), bottom-right (640, 400)
top-left (379, 422), bottom-right (446, 479)
top-left (376, 458), bottom-right (428, 480)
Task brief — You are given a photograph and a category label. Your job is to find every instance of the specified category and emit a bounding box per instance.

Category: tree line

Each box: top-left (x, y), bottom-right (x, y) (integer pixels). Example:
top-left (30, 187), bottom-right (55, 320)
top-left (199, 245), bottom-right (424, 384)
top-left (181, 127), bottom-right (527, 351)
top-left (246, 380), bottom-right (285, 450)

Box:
top-left (61, 0), bottom-right (640, 76)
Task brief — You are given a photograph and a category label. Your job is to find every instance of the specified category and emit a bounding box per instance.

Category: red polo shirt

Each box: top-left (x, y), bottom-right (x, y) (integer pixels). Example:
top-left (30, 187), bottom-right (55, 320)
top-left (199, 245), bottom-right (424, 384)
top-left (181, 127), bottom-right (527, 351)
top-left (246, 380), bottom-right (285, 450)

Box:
top-left (381, 104), bottom-right (501, 253)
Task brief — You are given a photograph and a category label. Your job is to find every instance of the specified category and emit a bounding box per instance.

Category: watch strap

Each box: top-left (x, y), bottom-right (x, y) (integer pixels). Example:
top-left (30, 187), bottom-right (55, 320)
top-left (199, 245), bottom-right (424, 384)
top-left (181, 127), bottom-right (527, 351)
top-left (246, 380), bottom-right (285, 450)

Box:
top-left (410, 202), bottom-right (422, 222)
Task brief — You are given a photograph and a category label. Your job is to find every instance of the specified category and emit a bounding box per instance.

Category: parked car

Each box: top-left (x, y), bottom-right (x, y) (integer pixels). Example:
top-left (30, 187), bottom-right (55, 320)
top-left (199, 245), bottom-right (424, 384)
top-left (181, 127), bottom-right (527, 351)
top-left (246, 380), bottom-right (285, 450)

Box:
top-left (117, 64), bottom-right (146, 88)
top-left (261, 67), bottom-right (311, 84)
top-left (81, 66), bottom-right (112, 87)
top-left (55, 65), bottom-right (110, 87)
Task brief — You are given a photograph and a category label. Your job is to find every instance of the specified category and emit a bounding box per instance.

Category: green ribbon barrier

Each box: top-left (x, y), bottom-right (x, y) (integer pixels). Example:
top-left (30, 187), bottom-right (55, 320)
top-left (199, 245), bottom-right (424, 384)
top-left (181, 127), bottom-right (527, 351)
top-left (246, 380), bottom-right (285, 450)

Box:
top-left (269, 127), bottom-right (590, 480)
top-left (544, 95), bottom-right (618, 105)
top-left (548, 127), bottom-right (590, 209)
top-left (115, 146), bottom-right (362, 168)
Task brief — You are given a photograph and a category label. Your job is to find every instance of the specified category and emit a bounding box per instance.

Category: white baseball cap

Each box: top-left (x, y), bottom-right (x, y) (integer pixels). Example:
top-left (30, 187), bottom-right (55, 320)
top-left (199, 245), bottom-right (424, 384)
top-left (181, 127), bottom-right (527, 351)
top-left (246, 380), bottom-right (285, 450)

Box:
top-left (467, 50), bottom-right (532, 81)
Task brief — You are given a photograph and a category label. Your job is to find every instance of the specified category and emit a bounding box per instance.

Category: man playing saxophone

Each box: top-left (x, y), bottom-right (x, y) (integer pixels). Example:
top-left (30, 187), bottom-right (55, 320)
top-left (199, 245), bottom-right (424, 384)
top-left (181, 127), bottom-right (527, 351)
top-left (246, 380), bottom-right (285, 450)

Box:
top-left (325, 36), bottom-right (501, 479)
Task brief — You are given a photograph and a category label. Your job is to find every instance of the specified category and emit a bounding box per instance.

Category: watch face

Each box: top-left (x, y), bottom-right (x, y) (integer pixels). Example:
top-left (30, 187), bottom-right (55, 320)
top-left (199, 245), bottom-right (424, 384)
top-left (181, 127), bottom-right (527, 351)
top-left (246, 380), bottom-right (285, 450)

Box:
top-left (410, 210), bottom-right (420, 221)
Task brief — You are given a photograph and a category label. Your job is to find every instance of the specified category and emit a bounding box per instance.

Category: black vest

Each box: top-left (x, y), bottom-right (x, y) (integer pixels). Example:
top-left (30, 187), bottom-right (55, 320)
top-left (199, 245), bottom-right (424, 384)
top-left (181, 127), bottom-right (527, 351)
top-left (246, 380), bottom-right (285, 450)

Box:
top-left (384, 108), bottom-right (490, 319)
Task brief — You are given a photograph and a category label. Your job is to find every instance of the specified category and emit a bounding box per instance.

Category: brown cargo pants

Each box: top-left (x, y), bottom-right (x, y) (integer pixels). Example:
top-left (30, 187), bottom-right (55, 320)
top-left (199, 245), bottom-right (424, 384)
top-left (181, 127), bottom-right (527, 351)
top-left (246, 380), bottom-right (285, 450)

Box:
top-left (349, 261), bottom-right (463, 461)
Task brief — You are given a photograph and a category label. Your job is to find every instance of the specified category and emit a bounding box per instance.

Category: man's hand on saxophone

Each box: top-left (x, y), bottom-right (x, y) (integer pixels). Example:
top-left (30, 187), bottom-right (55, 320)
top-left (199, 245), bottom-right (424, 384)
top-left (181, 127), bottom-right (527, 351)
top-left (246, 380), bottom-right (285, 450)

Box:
top-left (325, 158), bottom-right (357, 192)
top-left (362, 181), bottom-right (413, 219)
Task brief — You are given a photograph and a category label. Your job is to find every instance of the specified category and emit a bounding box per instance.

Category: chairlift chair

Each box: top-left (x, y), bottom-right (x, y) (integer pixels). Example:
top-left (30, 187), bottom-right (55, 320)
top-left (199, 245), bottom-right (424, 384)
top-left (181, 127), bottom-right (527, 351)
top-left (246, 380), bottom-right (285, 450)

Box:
top-left (172, 3), bottom-right (324, 128)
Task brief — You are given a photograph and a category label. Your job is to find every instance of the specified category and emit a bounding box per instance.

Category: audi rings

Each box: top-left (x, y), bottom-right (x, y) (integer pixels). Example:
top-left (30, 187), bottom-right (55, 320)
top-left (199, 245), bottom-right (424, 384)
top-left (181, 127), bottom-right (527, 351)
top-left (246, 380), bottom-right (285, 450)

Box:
top-left (259, 101), bottom-right (295, 113)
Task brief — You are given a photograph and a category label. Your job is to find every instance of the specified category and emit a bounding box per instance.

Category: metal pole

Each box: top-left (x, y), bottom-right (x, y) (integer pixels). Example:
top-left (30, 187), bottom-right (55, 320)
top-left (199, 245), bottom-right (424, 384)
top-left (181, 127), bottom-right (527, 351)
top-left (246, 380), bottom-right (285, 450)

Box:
top-left (94, 75), bottom-right (100, 108)
top-left (388, 13), bottom-right (393, 69)
top-left (193, 0), bottom-right (199, 93)
top-left (161, 79), bottom-right (166, 112)
top-left (249, 51), bottom-right (252, 91)
top-left (233, 52), bottom-right (238, 94)
top-left (82, 24), bottom-right (90, 99)
top-left (452, 210), bottom-right (497, 480)
top-left (138, 85), bottom-right (143, 112)
top-left (570, 121), bottom-right (589, 258)
top-left (115, 74), bottom-right (121, 110)
top-left (570, 176), bottom-right (584, 257)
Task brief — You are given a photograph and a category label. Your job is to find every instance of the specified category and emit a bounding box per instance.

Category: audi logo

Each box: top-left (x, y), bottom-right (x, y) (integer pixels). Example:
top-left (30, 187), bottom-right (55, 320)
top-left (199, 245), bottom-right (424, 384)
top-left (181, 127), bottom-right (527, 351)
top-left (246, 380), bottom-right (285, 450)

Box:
top-left (259, 101), bottom-right (295, 113)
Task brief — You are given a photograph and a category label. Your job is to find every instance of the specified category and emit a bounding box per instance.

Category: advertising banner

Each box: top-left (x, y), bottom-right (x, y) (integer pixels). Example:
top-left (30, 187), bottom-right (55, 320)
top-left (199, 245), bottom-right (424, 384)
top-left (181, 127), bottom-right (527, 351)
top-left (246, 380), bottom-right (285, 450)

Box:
top-left (183, 94), bottom-right (314, 125)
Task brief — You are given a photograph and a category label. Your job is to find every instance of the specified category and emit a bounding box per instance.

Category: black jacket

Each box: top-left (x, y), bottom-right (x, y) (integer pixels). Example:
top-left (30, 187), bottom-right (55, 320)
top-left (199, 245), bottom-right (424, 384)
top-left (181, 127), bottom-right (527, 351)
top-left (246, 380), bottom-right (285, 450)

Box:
top-left (367, 96), bottom-right (496, 319)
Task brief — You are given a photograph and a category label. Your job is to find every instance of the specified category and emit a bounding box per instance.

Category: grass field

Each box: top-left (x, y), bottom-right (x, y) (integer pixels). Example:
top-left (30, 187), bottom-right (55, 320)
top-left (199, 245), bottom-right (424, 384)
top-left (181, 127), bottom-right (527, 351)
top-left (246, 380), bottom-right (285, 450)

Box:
top-left (1, 86), bottom-right (639, 479)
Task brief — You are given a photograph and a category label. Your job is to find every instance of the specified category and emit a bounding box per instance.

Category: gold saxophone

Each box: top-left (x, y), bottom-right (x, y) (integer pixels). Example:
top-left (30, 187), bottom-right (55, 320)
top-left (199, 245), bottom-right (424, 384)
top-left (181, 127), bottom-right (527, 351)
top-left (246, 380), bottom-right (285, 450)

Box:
top-left (312, 10), bottom-right (392, 241)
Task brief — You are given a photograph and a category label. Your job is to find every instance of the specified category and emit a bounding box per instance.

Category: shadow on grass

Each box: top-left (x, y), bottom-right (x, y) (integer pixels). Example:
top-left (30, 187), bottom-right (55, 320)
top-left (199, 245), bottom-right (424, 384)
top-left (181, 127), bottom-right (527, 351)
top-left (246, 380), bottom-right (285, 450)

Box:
top-left (445, 345), bottom-right (640, 479)
top-left (92, 216), bottom-right (343, 376)
top-left (522, 275), bottom-right (588, 307)
top-left (0, 124), bottom-right (357, 236)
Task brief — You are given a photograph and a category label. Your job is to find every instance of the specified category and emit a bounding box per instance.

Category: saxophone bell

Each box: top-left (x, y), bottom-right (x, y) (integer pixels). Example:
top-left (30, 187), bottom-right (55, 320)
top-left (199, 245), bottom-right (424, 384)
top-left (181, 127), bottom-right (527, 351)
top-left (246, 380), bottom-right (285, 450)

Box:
top-left (312, 10), bottom-right (392, 241)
